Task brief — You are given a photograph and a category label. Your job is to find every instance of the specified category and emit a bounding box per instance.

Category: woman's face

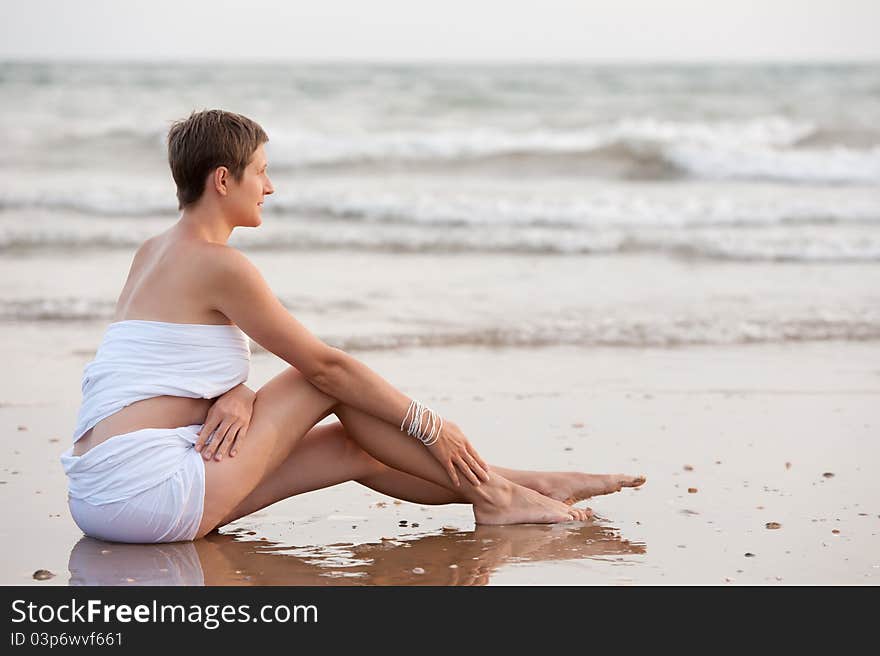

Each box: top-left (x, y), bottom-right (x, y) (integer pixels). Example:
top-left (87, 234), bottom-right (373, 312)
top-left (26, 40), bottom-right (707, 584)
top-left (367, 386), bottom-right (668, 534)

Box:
top-left (226, 143), bottom-right (274, 227)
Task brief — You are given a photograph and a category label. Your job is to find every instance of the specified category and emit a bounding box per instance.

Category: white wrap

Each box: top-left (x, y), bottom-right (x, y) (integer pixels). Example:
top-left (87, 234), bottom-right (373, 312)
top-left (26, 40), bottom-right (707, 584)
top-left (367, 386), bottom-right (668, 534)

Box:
top-left (60, 319), bottom-right (252, 543)
top-left (71, 319), bottom-right (250, 443)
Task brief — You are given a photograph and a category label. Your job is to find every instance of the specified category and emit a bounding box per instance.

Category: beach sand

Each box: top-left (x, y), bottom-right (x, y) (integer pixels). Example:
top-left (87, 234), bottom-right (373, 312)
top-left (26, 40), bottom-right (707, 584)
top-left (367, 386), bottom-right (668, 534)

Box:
top-left (2, 327), bottom-right (878, 585)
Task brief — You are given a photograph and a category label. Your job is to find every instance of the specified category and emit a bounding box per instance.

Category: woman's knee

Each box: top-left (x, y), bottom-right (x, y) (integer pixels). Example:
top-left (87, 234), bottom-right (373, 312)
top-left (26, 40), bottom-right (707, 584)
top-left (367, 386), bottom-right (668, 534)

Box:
top-left (253, 366), bottom-right (338, 426)
top-left (322, 421), bottom-right (384, 477)
top-left (255, 367), bottom-right (339, 408)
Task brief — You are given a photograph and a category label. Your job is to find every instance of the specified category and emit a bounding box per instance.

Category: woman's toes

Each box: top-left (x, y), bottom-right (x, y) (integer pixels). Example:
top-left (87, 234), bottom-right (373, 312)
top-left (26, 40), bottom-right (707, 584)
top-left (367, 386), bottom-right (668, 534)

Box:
top-left (612, 474), bottom-right (646, 490)
top-left (570, 508), bottom-right (591, 521)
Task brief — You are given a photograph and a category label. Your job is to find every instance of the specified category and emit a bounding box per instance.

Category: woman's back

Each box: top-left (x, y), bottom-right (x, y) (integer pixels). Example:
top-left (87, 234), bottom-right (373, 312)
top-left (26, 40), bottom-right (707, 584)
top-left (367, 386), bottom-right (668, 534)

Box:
top-left (73, 230), bottom-right (242, 456)
top-left (114, 230), bottom-right (232, 327)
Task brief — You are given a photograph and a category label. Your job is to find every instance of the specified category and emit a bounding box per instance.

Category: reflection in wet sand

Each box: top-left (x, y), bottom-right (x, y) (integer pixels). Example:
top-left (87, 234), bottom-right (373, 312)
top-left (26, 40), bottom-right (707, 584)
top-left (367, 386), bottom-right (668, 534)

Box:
top-left (68, 539), bottom-right (205, 586)
top-left (68, 521), bottom-right (646, 586)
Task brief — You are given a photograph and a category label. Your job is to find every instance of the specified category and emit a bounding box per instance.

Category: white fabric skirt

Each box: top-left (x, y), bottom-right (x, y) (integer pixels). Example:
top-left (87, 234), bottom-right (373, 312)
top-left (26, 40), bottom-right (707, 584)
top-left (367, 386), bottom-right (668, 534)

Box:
top-left (60, 424), bottom-right (206, 543)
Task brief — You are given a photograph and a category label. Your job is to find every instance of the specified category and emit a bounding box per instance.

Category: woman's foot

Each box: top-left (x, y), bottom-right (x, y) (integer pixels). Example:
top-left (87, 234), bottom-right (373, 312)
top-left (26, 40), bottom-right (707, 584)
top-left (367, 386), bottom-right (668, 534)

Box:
top-left (472, 480), bottom-right (593, 526)
top-left (538, 472), bottom-right (647, 506)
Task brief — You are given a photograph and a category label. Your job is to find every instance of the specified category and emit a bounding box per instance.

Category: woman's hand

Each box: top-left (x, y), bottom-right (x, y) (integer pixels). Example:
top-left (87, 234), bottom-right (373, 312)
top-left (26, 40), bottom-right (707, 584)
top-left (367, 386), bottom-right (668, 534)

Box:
top-left (195, 383), bottom-right (256, 461)
top-left (426, 420), bottom-right (491, 488)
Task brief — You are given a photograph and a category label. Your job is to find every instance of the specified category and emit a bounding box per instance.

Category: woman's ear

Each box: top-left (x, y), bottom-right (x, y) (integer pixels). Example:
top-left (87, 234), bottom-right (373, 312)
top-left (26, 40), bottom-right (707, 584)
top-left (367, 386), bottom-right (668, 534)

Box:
top-left (213, 166), bottom-right (230, 197)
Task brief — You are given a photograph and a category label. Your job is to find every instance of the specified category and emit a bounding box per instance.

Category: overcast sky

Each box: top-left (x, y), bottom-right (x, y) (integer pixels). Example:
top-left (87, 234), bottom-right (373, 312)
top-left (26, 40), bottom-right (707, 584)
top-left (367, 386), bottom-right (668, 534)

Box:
top-left (3, 0), bottom-right (879, 62)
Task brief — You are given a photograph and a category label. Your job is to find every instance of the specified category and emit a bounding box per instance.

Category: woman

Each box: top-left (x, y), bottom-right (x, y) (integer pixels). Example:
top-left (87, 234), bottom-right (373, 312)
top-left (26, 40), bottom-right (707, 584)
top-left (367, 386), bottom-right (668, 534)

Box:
top-left (60, 109), bottom-right (645, 544)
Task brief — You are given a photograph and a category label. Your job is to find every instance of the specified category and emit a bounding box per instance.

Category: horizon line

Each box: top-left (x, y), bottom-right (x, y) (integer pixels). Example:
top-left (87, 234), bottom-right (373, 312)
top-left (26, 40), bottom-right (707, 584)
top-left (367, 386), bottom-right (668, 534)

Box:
top-left (2, 56), bottom-right (879, 66)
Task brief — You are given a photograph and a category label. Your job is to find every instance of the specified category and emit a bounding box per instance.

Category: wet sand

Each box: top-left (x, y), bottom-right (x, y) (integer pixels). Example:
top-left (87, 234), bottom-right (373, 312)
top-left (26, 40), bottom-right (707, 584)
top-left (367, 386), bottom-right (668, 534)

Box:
top-left (1, 328), bottom-right (878, 585)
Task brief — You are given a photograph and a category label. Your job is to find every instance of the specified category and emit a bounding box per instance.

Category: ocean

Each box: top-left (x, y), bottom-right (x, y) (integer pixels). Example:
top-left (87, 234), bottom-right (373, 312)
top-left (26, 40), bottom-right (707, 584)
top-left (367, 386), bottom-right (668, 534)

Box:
top-left (1, 61), bottom-right (878, 351)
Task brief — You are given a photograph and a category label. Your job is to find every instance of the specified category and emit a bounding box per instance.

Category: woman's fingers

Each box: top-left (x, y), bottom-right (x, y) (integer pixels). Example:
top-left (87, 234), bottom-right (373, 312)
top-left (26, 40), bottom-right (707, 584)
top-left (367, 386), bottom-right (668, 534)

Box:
top-left (217, 422), bottom-right (240, 461)
top-left (198, 428), bottom-right (219, 458)
top-left (201, 422), bottom-right (222, 459)
top-left (454, 454), bottom-right (481, 487)
top-left (195, 417), bottom-right (219, 454)
top-left (230, 424), bottom-right (248, 457)
top-left (445, 460), bottom-right (461, 487)
top-left (216, 423), bottom-right (242, 460)
top-left (209, 420), bottom-right (234, 461)
top-left (462, 450), bottom-right (490, 483)
top-left (468, 445), bottom-right (491, 480)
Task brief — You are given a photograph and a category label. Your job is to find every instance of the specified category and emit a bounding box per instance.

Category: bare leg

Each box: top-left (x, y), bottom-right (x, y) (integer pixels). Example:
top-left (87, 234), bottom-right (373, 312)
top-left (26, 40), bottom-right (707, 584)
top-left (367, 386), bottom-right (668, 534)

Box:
top-left (200, 365), bottom-right (597, 539)
top-left (328, 406), bottom-right (645, 511)
top-left (330, 402), bottom-right (593, 525)
top-left (218, 422), bottom-right (645, 528)
top-left (217, 421), bottom-right (461, 526)
top-left (218, 408), bottom-right (593, 528)
top-left (359, 462), bottom-right (643, 506)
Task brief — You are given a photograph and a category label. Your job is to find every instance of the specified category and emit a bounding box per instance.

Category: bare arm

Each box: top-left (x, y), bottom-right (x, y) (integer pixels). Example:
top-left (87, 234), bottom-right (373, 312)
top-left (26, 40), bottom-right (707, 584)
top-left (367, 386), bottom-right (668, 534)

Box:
top-left (202, 245), bottom-right (415, 427)
top-left (201, 246), bottom-right (418, 426)
top-left (203, 245), bottom-right (488, 484)
top-left (316, 349), bottom-right (427, 435)
top-left (317, 348), bottom-right (491, 487)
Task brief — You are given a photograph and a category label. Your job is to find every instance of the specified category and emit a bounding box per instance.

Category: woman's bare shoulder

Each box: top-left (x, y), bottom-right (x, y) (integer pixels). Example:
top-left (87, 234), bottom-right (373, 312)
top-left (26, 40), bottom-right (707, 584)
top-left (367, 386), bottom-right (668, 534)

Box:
top-left (173, 241), bottom-right (263, 299)
top-left (183, 240), bottom-right (253, 272)
top-left (145, 233), bottom-right (244, 267)
top-left (130, 235), bottom-right (253, 298)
